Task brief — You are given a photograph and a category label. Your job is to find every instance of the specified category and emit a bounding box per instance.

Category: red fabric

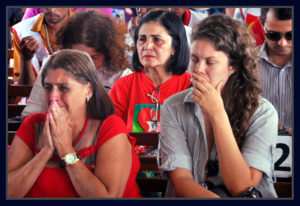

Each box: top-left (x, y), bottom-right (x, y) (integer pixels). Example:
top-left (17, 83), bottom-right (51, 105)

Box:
top-left (109, 69), bottom-right (191, 132)
top-left (250, 18), bottom-right (266, 47)
top-left (182, 9), bottom-right (191, 26)
top-left (245, 13), bottom-right (258, 26)
top-left (16, 113), bottom-right (141, 198)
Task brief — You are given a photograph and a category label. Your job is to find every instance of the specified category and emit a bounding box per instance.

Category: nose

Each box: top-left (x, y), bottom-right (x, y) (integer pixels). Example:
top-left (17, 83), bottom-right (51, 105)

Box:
top-left (144, 39), bottom-right (154, 50)
top-left (278, 36), bottom-right (288, 47)
top-left (193, 60), bottom-right (207, 75)
top-left (49, 86), bottom-right (61, 103)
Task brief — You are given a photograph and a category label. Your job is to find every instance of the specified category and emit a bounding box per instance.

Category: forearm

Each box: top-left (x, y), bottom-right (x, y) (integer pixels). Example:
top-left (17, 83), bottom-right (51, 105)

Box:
top-left (173, 177), bottom-right (219, 198)
top-left (8, 148), bottom-right (52, 197)
top-left (210, 110), bottom-right (253, 196)
top-left (18, 58), bottom-right (35, 85)
top-left (65, 161), bottom-right (118, 198)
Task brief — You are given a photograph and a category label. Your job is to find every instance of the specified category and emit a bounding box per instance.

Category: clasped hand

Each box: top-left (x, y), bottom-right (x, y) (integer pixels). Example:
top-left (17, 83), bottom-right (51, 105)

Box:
top-left (191, 73), bottom-right (225, 119)
top-left (39, 101), bottom-right (73, 157)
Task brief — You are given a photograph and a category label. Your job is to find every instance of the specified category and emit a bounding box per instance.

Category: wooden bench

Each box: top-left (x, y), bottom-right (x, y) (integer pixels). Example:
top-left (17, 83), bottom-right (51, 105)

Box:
top-left (8, 84), bottom-right (33, 144)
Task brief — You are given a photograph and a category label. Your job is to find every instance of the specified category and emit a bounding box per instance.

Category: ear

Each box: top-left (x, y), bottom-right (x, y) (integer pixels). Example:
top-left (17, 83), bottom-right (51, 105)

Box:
top-left (86, 82), bottom-right (94, 97)
top-left (229, 66), bottom-right (237, 75)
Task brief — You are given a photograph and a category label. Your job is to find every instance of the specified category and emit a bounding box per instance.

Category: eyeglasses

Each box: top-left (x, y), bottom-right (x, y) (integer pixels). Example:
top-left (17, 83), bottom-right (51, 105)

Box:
top-left (264, 29), bottom-right (292, 41)
top-left (147, 89), bottom-right (160, 132)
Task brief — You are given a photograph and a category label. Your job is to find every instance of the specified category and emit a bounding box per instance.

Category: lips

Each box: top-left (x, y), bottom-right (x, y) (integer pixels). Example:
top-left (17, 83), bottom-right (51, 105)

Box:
top-left (143, 55), bottom-right (155, 58)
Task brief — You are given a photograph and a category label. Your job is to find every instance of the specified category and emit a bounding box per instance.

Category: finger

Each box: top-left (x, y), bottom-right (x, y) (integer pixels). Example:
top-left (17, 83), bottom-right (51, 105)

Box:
top-left (192, 76), bottom-right (210, 94)
top-left (192, 87), bottom-right (204, 99)
top-left (44, 113), bottom-right (51, 135)
top-left (192, 73), bottom-right (212, 88)
top-left (48, 111), bottom-right (56, 129)
top-left (215, 81), bottom-right (223, 94)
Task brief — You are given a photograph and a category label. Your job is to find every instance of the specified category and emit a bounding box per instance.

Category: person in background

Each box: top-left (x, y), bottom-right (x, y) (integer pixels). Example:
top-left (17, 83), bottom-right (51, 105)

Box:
top-left (21, 8), bottom-right (43, 21)
top-left (169, 8), bottom-right (207, 28)
top-left (8, 49), bottom-right (141, 198)
top-left (21, 10), bottom-right (132, 119)
top-left (21, 7), bottom-right (112, 21)
top-left (232, 8), bottom-right (265, 47)
top-left (11, 8), bottom-right (73, 85)
top-left (127, 8), bottom-right (169, 40)
top-left (257, 8), bottom-right (292, 135)
top-left (8, 8), bottom-right (24, 48)
top-left (190, 8), bottom-right (225, 15)
top-left (249, 17), bottom-right (266, 47)
top-left (109, 10), bottom-right (191, 135)
top-left (158, 14), bottom-right (278, 198)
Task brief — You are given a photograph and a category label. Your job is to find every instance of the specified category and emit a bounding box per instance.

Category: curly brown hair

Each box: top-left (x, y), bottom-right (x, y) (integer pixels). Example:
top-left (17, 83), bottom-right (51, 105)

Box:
top-left (191, 14), bottom-right (262, 148)
top-left (56, 10), bottom-right (129, 71)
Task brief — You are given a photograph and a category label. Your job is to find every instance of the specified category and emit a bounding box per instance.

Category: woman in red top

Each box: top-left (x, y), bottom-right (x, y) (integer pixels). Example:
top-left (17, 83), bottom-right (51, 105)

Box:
top-left (8, 49), bottom-right (141, 198)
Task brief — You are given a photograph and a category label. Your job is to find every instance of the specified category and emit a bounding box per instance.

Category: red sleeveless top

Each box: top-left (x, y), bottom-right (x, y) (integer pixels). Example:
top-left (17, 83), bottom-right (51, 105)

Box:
top-left (16, 113), bottom-right (141, 198)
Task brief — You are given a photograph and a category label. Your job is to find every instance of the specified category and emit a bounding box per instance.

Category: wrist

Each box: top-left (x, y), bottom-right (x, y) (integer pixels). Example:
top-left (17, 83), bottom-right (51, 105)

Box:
top-left (56, 145), bottom-right (75, 159)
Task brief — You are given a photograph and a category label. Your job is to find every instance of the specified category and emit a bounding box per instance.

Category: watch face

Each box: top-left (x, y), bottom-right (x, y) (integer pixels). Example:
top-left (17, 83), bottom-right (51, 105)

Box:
top-left (65, 153), bottom-right (76, 164)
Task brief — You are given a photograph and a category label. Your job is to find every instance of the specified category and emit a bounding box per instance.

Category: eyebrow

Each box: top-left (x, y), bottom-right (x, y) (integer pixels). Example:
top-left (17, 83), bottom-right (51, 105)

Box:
top-left (190, 53), bottom-right (217, 59)
top-left (139, 34), bottom-right (164, 38)
top-left (44, 82), bottom-right (70, 86)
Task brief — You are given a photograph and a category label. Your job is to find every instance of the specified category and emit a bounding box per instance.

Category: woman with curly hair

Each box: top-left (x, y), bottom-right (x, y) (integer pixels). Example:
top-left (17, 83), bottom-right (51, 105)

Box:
top-left (158, 14), bottom-right (278, 198)
top-left (21, 10), bottom-right (132, 118)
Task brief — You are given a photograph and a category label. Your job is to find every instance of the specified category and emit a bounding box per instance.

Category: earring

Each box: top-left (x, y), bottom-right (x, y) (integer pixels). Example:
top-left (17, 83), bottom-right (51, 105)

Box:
top-left (86, 96), bottom-right (91, 102)
top-left (171, 51), bottom-right (175, 56)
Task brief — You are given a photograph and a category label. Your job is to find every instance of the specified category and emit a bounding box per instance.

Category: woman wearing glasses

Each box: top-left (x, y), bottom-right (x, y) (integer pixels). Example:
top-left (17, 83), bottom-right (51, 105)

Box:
top-left (109, 10), bottom-right (191, 136)
top-left (158, 14), bottom-right (278, 198)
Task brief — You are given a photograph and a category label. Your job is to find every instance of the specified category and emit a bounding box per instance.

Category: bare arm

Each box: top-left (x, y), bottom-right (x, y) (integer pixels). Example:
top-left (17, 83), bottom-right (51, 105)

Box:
top-left (169, 168), bottom-right (219, 198)
top-left (210, 110), bottom-right (263, 196)
top-left (62, 133), bottom-right (132, 197)
top-left (8, 114), bottom-right (54, 197)
top-left (17, 36), bottom-right (40, 85)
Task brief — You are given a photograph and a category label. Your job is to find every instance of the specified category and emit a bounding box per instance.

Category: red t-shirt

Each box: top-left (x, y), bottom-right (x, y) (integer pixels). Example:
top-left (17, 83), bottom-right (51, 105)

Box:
top-left (16, 113), bottom-right (141, 198)
top-left (109, 69), bottom-right (191, 133)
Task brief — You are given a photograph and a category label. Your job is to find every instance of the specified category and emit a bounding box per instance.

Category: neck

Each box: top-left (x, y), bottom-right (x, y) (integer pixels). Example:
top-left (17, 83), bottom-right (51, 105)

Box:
top-left (144, 66), bottom-right (172, 88)
top-left (45, 16), bottom-right (69, 38)
top-left (266, 46), bottom-right (292, 67)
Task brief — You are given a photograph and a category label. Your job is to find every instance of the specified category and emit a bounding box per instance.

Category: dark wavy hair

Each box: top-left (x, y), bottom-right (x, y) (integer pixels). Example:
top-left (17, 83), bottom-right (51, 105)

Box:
top-left (132, 10), bottom-right (189, 75)
top-left (191, 14), bottom-right (262, 148)
top-left (41, 49), bottom-right (114, 120)
top-left (56, 10), bottom-right (129, 71)
top-left (261, 8), bottom-right (292, 25)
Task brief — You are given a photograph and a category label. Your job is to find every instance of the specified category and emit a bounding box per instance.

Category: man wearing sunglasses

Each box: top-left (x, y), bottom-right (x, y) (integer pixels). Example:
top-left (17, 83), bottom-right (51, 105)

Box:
top-left (258, 8), bottom-right (292, 135)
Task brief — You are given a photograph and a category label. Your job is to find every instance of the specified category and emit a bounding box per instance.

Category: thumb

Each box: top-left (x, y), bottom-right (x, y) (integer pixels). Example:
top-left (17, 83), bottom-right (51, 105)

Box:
top-left (216, 81), bottom-right (223, 94)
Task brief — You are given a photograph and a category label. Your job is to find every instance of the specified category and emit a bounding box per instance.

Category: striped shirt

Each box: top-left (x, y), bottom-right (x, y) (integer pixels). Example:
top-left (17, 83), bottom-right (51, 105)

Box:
top-left (257, 42), bottom-right (293, 131)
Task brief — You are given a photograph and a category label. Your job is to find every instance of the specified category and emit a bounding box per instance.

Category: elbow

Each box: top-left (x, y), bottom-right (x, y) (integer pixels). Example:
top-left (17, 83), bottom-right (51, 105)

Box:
top-left (227, 181), bottom-right (256, 197)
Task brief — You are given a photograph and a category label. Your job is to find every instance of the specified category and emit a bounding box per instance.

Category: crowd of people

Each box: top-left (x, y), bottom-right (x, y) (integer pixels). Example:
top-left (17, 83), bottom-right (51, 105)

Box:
top-left (7, 7), bottom-right (292, 198)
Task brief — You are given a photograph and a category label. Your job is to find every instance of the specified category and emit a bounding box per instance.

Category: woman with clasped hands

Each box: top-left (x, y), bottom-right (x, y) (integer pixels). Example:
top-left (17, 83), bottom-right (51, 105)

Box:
top-left (8, 49), bottom-right (141, 198)
top-left (158, 14), bottom-right (278, 198)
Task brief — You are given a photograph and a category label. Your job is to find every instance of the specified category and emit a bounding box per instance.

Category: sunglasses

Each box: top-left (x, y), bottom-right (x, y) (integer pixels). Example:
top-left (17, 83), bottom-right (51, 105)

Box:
top-left (264, 29), bottom-right (292, 41)
top-left (147, 89), bottom-right (160, 132)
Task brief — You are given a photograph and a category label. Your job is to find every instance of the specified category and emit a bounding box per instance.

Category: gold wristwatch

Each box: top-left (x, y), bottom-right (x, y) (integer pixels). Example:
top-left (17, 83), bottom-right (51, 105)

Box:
top-left (61, 152), bottom-right (81, 168)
